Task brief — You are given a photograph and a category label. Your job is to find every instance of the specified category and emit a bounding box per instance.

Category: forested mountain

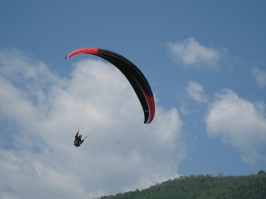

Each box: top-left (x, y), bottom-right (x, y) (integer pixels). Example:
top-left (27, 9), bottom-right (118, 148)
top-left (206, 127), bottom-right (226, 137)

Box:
top-left (99, 170), bottom-right (266, 199)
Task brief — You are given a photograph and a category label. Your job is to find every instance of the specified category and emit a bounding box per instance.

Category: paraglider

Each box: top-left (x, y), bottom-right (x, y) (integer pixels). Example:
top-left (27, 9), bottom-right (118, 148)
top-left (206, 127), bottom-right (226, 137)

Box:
top-left (66, 48), bottom-right (155, 124)
top-left (73, 131), bottom-right (87, 147)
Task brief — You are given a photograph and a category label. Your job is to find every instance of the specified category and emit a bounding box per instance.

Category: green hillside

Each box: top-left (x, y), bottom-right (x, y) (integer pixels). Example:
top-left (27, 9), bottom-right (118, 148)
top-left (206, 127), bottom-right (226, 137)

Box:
top-left (100, 170), bottom-right (266, 199)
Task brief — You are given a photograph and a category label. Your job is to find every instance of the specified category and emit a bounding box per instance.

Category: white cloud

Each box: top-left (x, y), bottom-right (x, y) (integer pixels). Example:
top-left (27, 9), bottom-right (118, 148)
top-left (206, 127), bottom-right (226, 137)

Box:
top-left (0, 49), bottom-right (186, 199)
top-left (186, 81), bottom-right (208, 103)
top-left (251, 66), bottom-right (266, 88)
top-left (166, 37), bottom-right (221, 69)
top-left (205, 89), bottom-right (266, 165)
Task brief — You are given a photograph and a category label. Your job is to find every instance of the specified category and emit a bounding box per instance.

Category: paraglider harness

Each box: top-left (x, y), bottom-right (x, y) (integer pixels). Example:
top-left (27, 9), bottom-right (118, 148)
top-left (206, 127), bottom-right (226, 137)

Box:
top-left (74, 131), bottom-right (87, 147)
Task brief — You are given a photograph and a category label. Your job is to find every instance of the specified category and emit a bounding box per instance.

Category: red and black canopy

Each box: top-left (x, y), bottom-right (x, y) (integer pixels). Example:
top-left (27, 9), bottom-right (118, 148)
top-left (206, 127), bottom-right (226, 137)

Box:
top-left (66, 48), bottom-right (155, 124)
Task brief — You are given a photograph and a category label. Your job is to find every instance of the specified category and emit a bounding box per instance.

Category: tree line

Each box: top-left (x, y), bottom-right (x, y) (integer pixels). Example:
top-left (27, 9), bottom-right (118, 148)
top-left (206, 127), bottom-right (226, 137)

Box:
top-left (99, 170), bottom-right (266, 199)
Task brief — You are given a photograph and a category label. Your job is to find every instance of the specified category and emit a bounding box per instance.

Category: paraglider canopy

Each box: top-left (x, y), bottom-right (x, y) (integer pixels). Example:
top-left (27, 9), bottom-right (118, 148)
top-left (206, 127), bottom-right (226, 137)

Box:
top-left (66, 48), bottom-right (155, 124)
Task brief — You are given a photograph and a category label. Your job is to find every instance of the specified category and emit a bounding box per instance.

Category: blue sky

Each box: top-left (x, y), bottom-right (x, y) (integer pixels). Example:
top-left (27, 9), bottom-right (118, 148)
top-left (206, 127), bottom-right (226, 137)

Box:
top-left (1, 1), bottom-right (266, 198)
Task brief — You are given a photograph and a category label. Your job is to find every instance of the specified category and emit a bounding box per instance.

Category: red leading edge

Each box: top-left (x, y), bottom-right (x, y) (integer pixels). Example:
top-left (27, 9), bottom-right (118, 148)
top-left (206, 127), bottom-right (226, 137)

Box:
top-left (66, 48), bottom-right (99, 59)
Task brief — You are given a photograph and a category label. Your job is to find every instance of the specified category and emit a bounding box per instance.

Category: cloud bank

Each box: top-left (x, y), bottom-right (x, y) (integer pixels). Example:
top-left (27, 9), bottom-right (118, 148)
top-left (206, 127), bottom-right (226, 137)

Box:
top-left (251, 66), bottom-right (266, 88)
top-left (205, 89), bottom-right (266, 165)
top-left (0, 49), bottom-right (186, 199)
top-left (186, 81), bottom-right (209, 103)
top-left (166, 37), bottom-right (221, 69)
top-left (185, 80), bottom-right (266, 165)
